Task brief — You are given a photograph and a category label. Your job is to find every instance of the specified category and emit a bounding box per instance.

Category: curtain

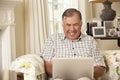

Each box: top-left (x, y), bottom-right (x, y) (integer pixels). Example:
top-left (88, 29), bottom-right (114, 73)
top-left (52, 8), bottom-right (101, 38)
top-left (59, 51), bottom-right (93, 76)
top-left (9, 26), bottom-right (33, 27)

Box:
top-left (0, 31), bottom-right (2, 80)
top-left (25, 0), bottom-right (49, 54)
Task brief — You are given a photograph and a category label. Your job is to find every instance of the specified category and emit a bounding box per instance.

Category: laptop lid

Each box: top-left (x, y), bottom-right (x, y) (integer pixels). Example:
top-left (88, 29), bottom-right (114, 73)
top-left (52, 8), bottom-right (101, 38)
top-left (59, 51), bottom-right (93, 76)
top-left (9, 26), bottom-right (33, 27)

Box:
top-left (53, 57), bottom-right (94, 80)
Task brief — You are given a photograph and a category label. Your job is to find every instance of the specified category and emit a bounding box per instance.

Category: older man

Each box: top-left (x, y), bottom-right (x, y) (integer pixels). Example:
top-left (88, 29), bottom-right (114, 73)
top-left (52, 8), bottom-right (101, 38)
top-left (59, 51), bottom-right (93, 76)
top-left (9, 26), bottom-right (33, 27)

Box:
top-left (41, 8), bottom-right (105, 80)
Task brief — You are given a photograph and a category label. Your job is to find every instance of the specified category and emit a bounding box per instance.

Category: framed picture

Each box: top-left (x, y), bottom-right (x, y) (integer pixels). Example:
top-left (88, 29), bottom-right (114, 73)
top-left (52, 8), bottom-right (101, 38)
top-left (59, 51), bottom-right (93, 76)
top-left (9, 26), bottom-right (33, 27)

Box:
top-left (104, 21), bottom-right (114, 36)
top-left (92, 27), bottom-right (106, 37)
top-left (86, 22), bottom-right (97, 36)
top-left (117, 17), bottom-right (120, 31)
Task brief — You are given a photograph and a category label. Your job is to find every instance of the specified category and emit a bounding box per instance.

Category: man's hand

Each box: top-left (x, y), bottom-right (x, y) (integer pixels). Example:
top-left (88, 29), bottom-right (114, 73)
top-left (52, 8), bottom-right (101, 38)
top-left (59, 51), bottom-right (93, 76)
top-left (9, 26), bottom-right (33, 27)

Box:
top-left (94, 66), bottom-right (105, 80)
top-left (44, 61), bottom-right (52, 77)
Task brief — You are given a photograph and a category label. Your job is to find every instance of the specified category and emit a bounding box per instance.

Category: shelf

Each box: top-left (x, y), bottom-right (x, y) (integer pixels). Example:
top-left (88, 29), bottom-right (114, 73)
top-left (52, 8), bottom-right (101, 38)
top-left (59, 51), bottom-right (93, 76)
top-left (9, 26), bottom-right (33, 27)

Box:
top-left (94, 37), bottom-right (120, 47)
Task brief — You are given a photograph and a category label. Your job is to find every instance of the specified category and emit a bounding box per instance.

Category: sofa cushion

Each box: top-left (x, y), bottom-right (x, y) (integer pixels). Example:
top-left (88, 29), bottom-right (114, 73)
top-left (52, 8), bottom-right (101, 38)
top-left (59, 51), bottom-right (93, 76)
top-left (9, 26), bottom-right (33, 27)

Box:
top-left (101, 50), bottom-right (120, 80)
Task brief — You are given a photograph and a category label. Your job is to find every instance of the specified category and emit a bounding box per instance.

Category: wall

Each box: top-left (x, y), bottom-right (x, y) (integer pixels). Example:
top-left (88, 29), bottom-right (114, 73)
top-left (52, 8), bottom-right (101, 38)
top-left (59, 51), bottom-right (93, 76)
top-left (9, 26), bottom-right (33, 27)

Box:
top-left (14, 2), bottom-right (25, 57)
top-left (92, 2), bottom-right (120, 19)
top-left (92, 2), bottom-right (120, 50)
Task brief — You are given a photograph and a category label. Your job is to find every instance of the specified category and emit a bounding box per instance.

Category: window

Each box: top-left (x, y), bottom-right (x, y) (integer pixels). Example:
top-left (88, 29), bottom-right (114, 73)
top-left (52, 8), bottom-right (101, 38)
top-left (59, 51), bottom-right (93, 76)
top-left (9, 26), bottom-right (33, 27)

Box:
top-left (48, 0), bottom-right (79, 34)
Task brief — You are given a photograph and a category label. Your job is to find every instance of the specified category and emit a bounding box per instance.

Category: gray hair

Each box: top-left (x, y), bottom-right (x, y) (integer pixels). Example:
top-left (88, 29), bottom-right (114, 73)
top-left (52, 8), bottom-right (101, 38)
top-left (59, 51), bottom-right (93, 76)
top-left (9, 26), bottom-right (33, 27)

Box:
top-left (62, 8), bottom-right (82, 20)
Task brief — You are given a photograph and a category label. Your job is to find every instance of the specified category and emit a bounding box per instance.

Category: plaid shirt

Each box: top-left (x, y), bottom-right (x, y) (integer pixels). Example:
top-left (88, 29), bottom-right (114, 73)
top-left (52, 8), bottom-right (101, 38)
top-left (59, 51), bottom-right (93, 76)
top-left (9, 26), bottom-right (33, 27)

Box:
top-left (41, 33), bottom-right (105, 67)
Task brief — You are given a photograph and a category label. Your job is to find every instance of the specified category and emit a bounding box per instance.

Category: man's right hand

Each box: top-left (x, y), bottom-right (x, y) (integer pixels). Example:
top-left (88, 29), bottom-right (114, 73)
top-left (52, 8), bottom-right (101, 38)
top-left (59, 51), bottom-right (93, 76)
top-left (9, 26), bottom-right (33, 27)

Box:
top-left (44, 61), bottom-right (52, 77)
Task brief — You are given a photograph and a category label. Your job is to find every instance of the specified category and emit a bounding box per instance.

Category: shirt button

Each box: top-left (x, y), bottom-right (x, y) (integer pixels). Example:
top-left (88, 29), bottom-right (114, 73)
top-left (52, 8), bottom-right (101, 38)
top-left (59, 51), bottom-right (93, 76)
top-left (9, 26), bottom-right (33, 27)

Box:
top-left (74, 53), bottom-right (76, 56)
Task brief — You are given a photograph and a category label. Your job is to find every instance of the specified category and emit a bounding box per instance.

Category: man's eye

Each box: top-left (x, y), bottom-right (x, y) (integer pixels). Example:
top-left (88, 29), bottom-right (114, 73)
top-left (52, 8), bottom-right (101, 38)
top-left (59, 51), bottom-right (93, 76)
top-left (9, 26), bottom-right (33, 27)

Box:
top-left (74, 24), bottom-right (79, 26)
top-left (66, 24), bottom-right (71, 26)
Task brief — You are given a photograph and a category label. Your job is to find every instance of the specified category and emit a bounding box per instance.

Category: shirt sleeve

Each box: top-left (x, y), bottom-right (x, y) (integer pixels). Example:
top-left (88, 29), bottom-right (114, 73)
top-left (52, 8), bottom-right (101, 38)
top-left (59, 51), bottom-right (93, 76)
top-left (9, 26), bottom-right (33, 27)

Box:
top-left (91, 38), bottom-right (106, 67)
top-left (41, 35), bottom-right (55, 62)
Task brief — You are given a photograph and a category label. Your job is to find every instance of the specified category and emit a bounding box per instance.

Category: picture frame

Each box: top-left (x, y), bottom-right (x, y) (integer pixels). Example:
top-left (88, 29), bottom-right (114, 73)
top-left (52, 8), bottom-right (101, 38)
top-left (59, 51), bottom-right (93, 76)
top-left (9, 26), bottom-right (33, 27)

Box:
top-left (117, 17), bottom-right (120, 31)
top-left (117, 31), bottom-right (120, 37)
top-left (86, 22), bottom-right (97, 36)
top-left (92, 27), bottom-right (106, 37)
top-left (104, 21), bottom-right (114, 36)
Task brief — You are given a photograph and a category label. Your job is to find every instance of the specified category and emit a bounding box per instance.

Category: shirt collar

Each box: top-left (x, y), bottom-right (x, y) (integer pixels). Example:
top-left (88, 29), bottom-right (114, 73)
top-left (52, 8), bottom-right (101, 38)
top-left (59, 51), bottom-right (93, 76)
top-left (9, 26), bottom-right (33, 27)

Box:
top-left (61, 33), bottom-right (84, 41)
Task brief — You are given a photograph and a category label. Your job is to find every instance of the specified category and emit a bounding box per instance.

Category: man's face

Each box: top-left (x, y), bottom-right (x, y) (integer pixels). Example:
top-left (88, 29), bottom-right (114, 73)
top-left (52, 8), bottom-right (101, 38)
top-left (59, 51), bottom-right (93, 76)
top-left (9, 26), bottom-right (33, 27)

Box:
top-left (63, 13), bottom-right (82, 40)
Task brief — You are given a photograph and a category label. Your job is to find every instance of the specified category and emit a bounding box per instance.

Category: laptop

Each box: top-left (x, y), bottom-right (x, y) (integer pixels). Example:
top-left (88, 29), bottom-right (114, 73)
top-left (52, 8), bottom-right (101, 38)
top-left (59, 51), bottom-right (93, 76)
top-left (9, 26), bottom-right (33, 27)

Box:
top-left (53, 57), bottom-right (94, 80)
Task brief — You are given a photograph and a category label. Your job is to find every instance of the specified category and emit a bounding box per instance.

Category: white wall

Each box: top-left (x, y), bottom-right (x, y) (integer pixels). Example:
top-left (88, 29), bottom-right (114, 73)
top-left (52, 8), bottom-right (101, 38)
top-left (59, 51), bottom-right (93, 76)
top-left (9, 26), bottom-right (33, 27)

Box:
top-left (113, 2), bottom-right (120, 17)
top-left (92, 2), bottom-right (120, 19)
top-left (14, 2), bottom-right (25, 57)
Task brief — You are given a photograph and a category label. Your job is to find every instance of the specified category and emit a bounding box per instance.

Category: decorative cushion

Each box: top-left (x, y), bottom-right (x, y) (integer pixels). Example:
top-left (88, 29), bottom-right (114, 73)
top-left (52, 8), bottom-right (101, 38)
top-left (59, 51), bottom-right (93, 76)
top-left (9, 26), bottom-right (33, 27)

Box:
top-left (102, 50), bottom-right (120, 80)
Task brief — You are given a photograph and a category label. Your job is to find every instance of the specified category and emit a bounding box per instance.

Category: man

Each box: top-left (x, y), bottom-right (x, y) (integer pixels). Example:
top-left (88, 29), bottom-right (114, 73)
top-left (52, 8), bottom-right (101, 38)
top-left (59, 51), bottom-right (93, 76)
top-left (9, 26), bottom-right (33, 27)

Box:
top-left (41, 8), bottom-right (105, 80)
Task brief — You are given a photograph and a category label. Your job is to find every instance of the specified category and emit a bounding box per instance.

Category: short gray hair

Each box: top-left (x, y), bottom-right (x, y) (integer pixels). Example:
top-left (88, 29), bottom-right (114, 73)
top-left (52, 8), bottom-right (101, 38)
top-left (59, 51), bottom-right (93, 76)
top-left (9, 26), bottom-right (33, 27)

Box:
top-left (62, 8), bottom-right (82, 20)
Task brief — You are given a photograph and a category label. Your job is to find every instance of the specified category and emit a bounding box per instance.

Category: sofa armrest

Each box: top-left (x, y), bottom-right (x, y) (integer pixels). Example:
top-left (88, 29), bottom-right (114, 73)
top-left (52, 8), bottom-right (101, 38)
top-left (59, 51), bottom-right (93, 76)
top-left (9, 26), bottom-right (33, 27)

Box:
top-left (10, 54), bottom-right (46, 80)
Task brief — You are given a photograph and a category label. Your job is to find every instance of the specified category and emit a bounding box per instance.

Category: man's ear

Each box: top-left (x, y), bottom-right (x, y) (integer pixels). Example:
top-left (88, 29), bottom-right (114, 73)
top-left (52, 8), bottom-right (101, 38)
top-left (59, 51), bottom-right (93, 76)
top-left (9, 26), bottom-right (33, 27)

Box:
top-left (80, 21), bottom-right (82, 26)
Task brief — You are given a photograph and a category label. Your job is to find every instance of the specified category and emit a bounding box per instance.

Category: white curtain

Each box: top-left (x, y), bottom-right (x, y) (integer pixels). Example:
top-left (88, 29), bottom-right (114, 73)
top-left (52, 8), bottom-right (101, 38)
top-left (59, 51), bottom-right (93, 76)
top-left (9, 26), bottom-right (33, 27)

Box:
top-left (25, 0), bottom-right (49, 54)
top-left (0, 31), bottom-right (2, 80)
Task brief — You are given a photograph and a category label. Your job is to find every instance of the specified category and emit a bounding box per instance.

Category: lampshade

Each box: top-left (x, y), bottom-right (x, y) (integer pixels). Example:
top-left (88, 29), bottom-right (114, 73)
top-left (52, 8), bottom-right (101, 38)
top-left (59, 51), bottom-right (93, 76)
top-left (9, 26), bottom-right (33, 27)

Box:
top-left (89, 0), bottom-right (120, 3)
top-left (89, 0), bottom-right (120, 21)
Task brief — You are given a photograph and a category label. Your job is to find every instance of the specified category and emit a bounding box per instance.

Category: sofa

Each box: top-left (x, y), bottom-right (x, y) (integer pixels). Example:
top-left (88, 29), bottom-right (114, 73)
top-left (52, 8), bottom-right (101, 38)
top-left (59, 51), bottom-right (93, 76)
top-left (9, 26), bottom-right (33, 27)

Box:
top-left (10, 50), bottom-right (120, 80)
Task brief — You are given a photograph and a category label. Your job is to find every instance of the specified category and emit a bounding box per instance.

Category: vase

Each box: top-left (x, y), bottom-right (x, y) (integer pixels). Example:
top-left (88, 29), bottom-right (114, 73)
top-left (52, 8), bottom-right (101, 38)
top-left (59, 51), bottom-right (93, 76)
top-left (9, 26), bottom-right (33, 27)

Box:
top-left (100, 1), bottom-right (116, 21)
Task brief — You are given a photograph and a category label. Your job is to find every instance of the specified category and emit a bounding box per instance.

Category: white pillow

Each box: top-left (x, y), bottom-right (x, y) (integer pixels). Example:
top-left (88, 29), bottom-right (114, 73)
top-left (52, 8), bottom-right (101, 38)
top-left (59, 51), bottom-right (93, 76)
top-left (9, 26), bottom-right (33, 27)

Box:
top-left (103, 50), bottom-right (120, 80)
top-left (10, 54), bottom-right (45, 75)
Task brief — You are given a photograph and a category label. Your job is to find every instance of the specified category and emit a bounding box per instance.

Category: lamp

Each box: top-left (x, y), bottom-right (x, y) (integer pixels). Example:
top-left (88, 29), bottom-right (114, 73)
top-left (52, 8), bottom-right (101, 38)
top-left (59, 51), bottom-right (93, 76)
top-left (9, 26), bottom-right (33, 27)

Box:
top-left (89, 0), bottom-right (120, 21)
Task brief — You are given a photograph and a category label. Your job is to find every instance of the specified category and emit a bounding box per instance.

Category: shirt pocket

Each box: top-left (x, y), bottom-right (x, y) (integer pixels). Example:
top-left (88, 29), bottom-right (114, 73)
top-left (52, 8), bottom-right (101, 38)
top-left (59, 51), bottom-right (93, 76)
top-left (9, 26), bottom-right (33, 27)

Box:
top-left (75, 47), bottom-right (93, 57)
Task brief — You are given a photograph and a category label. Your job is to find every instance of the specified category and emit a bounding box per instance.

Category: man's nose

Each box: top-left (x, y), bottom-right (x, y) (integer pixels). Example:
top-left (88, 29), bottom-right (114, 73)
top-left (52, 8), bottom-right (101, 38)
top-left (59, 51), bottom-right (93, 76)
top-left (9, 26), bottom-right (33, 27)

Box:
top-left (70, 26), bottom-right (74, 31)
